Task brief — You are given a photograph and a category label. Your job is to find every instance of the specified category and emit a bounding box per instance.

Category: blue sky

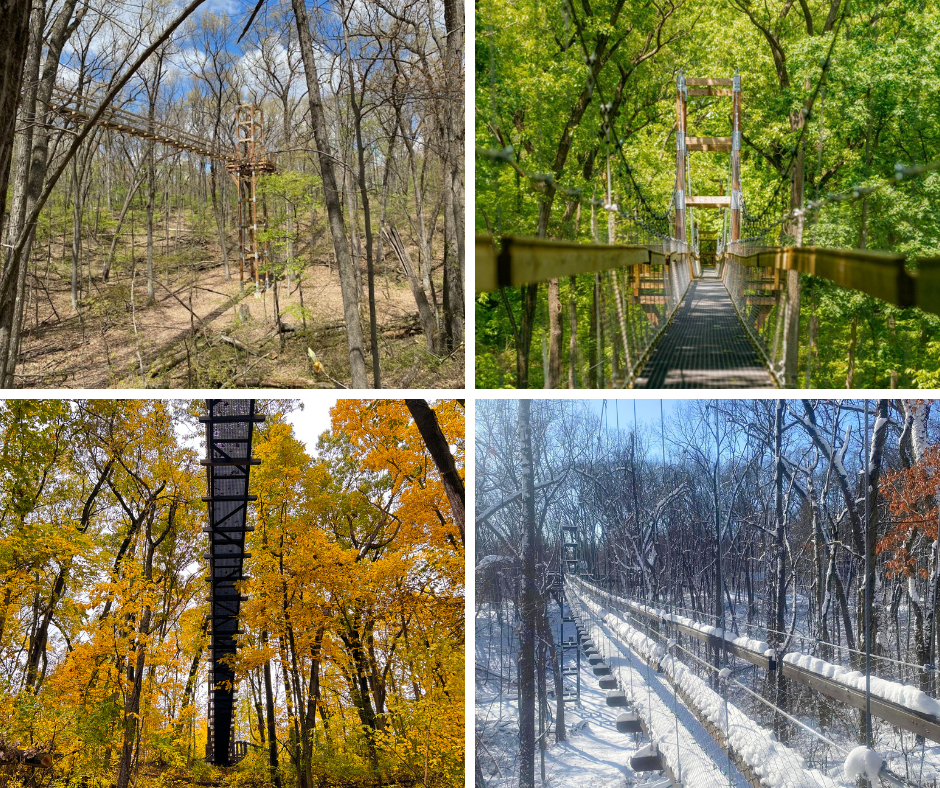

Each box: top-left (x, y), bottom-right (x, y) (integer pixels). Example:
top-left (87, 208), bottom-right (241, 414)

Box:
top-left (582, 398), bottom-right (677, 459)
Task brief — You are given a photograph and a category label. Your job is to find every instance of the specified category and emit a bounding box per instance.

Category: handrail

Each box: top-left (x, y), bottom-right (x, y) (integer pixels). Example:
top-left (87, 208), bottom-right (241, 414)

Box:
top-left (475, 234), bottom-right (673, 292)
top-left (477, 235), bottom-right (940, 319)
top-left (724, 244), bottom-right (940, 316)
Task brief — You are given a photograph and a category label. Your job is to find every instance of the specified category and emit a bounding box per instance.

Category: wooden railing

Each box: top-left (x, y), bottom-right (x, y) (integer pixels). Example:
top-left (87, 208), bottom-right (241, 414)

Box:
top-left (475, 234), bottom-right (685, 292)
top-left (723, 244), bottom-right (940, 316)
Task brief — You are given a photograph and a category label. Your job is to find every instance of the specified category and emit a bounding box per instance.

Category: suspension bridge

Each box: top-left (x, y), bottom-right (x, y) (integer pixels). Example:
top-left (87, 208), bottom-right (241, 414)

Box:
top-left (52, 86), bottom-right (275, 288)
top-left (476, 70), bottom-right (940, 389)
top-left (543, 574), bottom-right (930, 788)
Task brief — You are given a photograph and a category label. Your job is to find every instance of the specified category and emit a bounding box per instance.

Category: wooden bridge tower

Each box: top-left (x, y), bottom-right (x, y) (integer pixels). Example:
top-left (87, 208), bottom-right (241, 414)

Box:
top-left (675, 70), bottom-right (742, 247)
top-left (226, 106), bottom-right (276, 289)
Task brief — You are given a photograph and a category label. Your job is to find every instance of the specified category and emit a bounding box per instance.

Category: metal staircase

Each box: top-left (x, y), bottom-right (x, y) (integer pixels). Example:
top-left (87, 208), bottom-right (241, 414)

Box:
top-left (202, 400), bottom-right (264, 767)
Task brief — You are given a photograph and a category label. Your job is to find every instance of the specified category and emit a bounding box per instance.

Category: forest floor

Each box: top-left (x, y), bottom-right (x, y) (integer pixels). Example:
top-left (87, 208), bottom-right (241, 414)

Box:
top-left (15, 222), bottom-right (463, 389)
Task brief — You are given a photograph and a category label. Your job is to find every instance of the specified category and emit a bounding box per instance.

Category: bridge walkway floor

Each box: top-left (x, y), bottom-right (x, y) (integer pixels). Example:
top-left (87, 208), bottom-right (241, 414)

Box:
top-left (633, 272), bottom-right (775, 389)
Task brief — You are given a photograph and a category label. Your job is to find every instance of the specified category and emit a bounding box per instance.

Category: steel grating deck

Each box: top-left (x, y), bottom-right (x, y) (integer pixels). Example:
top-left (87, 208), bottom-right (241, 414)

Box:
top-left (201, 399), bottom-right (264, 766)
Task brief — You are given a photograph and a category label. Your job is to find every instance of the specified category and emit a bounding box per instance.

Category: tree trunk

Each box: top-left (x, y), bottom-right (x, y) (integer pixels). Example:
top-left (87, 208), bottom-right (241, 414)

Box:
top-left (858, 399), bottom-right (889, 743)
top-left (517, 399), bottom-right (536, 788)
top-left (115, 608), bottom-right (151, 788)
top-left (568, 276), bottom-right (578, 387)
top-left (383, 225), bottom-right (439, 353)
top-left (846, 315), bottom-right (858, 388)
top-left (440, 0), bottom-right (464, 350)
top-left (0, 0), bottom-right (32, 242)
top-left (263, 634), bottom-right (283, 788)
top-left (210, 161), bottom-right (230, 279)
top-left (546, 279), bottom-right (562, 388)
top-left (339, 0), bottom-right (380, 386)
top-left (405, 399), bottom-right (464, 541)
top-left (0, 0), bottom-right (84, 383)
top-left (395, 105), bottom-right (438, 327)
top-left (104, 169), bottom-right (147, 280)
top-left (291, 0), bottom-right (368, 388)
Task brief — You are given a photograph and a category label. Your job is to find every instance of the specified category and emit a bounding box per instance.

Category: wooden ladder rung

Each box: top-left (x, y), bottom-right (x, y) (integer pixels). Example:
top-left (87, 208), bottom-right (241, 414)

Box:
top-left (688, 87), bottom-right (734, 96)
top-left (685, 77), bottom-right (734, 86)
top-left (687, 136), bottom-right (733, 152)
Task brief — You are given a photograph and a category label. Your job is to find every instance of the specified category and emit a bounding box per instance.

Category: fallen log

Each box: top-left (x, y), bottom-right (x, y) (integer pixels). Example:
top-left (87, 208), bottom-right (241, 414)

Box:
top-left (218, 334), bottom-right (253, 354)
top-left (239, 377), bottom-right (328, 389)
top-left (0, 741), bottom-right (52, 768)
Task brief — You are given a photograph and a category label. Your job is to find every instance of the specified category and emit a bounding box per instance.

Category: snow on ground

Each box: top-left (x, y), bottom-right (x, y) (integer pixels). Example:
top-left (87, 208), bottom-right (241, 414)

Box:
top-left (477, 601), bottom-right (709, 788)
top-left (475, 600), bottom-right (656, 787)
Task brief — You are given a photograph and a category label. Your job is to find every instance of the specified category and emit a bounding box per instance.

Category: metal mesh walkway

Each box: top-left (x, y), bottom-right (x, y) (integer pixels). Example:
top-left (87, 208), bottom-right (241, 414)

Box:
top-left (633, 273), bottom-right (775, 388)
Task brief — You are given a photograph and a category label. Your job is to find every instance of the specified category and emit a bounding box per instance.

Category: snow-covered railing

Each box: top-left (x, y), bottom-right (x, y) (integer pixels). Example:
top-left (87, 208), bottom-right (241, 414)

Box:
top-left (568, 576), bottom-right (940, 746)
top-left (568, 578), bottom-right (847, 788)
top-left (567, 576), bottom-right (776, 671)
top-left (782, 653), bottom-right (940, 744)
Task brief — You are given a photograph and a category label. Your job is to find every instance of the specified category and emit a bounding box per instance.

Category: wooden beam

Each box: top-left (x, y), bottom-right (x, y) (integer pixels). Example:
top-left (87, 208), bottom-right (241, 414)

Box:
top-left (474, 234), bottom-right (666, 292)
top-left (686, 195), bottom-right (732, 207)
top-left (687, 136), bottom-right (733, 152)
top-left (685, 78), bottom-right (734, 86)
top-left (726, 246), bottom-right (915, 310)
top-left (687, 87), bottom-right (734, 97)
top-left (913, 259), bottom-right (940, 316)
top-left (782, 660), bottom-right (940, 744)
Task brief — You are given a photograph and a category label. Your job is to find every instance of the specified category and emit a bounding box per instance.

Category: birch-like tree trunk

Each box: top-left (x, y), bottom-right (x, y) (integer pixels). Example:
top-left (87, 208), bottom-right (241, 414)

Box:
top-left (517, 399), bottom-right (536, 788)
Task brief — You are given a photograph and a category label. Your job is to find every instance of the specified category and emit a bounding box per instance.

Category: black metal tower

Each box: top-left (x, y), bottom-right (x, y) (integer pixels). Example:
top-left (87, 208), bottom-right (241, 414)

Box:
top-left (560, 524), bottom-right (582, 704)
top-left (562, 525), bottom-right (580, 575)
top-left (202, 400), bottom-right (264, 766)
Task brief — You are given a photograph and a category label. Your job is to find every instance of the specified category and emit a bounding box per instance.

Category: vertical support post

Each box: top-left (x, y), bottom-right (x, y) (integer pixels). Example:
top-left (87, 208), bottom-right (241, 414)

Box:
top-left (675, 71), bottom-right (686, 247)
top-left (864, 399), bottom-right (873, 755)
top-left (731, 70), bottom-right (742, 243)
top-left (237, 180), bottom-right (245, 285)
top-left (230, 104), bottom-right (272, 290)
top-left (251, 167), bottom-right (259, 285)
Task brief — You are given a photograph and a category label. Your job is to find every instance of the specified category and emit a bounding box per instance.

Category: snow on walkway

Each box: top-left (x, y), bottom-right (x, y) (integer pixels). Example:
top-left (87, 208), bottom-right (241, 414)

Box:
top-left (568, 583), bottom-right (750, 788)
top-left (477, 603), bottom-right (671, 787)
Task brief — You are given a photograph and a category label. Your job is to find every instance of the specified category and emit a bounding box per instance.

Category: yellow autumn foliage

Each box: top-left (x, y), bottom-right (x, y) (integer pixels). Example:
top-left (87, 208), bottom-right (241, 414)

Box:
top-left (0, 399), bottom-right (463, 788)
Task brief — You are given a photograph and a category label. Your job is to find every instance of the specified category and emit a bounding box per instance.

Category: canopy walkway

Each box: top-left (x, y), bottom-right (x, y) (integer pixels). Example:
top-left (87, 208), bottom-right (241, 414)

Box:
top-left (476, 69), bottom-right (940, 389)
top-left (564, 576), bottom-right (919, 788)
top-left (52, 86), bottom-right (275, 287)
top-left (476, 235), bottom-right (940, 388)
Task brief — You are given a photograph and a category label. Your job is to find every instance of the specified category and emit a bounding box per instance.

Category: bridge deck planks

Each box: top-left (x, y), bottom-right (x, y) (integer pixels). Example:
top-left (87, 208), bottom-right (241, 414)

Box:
top-left (633, 274), bottom-right (775, 388)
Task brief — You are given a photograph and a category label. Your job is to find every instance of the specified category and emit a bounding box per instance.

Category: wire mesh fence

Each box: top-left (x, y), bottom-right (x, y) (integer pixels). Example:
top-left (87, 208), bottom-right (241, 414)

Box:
top-left (722, 245), bottom-right (793, 386)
